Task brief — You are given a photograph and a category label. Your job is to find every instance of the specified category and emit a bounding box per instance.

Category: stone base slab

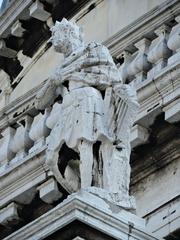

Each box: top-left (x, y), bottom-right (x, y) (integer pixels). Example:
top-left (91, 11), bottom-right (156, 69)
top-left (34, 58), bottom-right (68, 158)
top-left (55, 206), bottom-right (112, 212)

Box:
top-left (4, 190), bottom-right (161, 240)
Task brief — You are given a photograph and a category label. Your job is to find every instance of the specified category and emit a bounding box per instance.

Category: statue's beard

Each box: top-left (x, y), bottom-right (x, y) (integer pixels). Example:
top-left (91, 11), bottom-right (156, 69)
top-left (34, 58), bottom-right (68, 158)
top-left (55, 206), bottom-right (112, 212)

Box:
top-left (53, 44), bottom-right (64, 53)
top-left (53, 40), bottom-right (72, 55)
top-left (54, 42), bottom-right (82, 57)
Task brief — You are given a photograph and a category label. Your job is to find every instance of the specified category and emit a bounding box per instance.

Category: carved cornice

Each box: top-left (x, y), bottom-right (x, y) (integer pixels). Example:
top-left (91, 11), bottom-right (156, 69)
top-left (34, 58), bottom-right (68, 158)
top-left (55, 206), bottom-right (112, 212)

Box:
top-left (131, 138), bottom-right (180, 186)
top-left (0, 146), bottom-right (47, 207)
top-left (3, 191), bottom-right (159, 240)
top-left (135, 61), bottom-right (180, 127)
top-left (0, 0), bottom-right (32, 38)
top-left (0, 80), bottom-right (46, 129)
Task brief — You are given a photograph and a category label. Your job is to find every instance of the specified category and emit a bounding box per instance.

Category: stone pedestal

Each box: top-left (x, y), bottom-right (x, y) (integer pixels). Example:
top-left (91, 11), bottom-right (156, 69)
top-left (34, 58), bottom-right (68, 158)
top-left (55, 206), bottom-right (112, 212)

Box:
top-left (4, 190), bottom-right (160, 240)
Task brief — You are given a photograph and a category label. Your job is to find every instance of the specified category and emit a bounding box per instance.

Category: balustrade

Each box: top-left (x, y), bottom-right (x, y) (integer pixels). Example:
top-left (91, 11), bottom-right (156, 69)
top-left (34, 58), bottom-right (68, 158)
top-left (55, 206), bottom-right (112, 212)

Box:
top-left (0, 102), bottom-right (61, 172)
top-left (116, 17), bottom-right (180, 87)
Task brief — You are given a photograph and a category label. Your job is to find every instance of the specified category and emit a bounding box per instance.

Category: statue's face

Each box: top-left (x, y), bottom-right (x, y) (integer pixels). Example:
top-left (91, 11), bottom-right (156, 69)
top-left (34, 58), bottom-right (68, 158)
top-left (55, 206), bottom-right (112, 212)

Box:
top-left (50, 21), bottom-right (83, 55)
top-left (50, 28), bottom-right (70, 53)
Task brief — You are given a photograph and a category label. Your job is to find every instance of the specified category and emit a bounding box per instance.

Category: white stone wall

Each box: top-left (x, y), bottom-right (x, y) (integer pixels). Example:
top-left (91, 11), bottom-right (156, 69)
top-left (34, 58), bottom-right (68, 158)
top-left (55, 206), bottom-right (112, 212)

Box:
top-left (77, 0), bottom-right (167, 42)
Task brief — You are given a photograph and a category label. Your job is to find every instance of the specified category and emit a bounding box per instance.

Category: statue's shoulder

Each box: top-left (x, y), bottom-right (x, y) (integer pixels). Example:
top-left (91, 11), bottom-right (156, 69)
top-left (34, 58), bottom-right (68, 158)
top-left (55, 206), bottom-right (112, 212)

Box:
top-left (86, 42), bottom-right (113, 61)
top-left (86, 41), bottom-right (108, 51)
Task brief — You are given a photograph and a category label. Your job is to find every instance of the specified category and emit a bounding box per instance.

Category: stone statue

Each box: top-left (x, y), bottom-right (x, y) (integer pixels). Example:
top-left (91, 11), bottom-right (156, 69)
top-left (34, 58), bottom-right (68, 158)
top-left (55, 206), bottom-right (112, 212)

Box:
top-left (35, 19), bottom-right (139, 209)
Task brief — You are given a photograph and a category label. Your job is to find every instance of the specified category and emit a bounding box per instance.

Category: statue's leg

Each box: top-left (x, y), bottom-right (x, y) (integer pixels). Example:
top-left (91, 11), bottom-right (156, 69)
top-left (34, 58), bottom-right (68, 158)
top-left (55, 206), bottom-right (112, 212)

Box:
top-left (100, 142), bottom-right (113, 190)
top-left (78, 139), bottom-right (94, 188)
top-left (101, 141), bottom-right (131, 197)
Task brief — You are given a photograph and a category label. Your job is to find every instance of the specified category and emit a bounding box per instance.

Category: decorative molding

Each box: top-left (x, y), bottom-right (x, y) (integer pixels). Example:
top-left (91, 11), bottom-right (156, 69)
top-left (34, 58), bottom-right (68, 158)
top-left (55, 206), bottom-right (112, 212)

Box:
top-left (0, 0), bottom-right (32, 38)
top-left (29, 0), bottom-right (51, 22)
top-left (0, 202), bottom-right (20, 226)
top-left (3, 191), bottom-right (159, 240)
top-left (135, 61), bottom-right (180, 127)
top-left (38, 177), bottom-right (63, 204)
top-left (130, 124), bottom-right (149, 148)
top-left (0, 146), bottom-right (47, 207)
top-left (163, 98), bottom-right (180, 123)
top-left (146, 196), bottom-right (180, 239)
top-left (11, 20), bottom-right (26, 38)
top-left (131, 131), bottom-right (180, 186)
top-left (0, 39), bottom-right (17, 58)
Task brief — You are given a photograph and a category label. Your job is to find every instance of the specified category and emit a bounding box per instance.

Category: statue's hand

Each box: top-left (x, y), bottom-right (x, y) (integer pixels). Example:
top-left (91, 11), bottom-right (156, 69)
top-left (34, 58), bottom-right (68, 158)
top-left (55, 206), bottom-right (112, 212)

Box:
top-left (113, 83), bottom-right (132, 100)
top-left (113, 83), bottom-right (139, 108)
top-left (35, 79), bottom-right (57, 110)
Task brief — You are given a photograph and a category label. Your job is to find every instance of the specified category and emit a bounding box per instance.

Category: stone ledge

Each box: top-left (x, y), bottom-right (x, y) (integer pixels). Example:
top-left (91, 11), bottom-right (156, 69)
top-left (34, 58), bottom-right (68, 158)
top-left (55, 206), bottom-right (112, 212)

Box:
top-left (164, 98), bottom-right (180, 123)
top-left (146, 196), bottom-right (180, 239)
top-left (0, 202), bottom-right (20, 226)
top-left (38, 177), bottom-right (63, 204)
top-left (0, 0), bottom-right (32, 38)
top-left (3, 190), bottom-right (160, 240)
top-left (0, 146), bottom-right (47, 208)
top-left (135, 61), bottom-right (180, 127)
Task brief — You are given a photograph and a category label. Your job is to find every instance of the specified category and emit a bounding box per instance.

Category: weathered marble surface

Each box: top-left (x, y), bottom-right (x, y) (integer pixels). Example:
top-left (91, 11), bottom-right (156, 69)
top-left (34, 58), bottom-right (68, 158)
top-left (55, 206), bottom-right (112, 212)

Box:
top-left (35, 18), bottom-right (139, 208)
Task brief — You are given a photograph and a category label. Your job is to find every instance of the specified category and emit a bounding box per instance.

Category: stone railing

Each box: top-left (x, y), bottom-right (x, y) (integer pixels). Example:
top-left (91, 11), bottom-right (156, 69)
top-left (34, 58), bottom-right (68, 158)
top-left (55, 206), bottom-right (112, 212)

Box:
top-left (111, 14), bottom-right (180, 149)
top-left (117, 18), bottom-right (180, 85)
top-left (0, 99), bottom-right (64, 224)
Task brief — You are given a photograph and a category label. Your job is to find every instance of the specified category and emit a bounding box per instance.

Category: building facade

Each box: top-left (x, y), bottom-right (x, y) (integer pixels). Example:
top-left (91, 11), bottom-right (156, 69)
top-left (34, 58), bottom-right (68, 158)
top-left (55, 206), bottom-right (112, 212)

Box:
top-left (0, 0), bottom-right (179, 239)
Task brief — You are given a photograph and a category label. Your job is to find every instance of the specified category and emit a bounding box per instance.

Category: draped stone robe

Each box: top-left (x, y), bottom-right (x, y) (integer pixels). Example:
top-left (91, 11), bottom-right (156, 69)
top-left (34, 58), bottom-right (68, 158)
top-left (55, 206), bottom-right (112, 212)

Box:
top-left (48, 42), bottom-right (120, 151)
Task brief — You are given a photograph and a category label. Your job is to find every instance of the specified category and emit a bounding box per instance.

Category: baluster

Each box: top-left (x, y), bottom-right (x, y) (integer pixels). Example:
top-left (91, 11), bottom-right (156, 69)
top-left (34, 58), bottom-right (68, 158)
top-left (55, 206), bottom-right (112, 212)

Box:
top-left (147, 25), bottom-right (171, 79)
top-left (29, 111), bottom-right (50, 153)
top-left (10, 116), bottom-right (33, 163)
top-left (0, 70), bottom-right (12, 109)
top-left (128, 38), bottom-right (151, 85)
top-left (46, 103), bottom-right (62, 130)
top-left (167, 16), bottom-right (180, 65)
top-left (0, 127), bottom-right (15, 173)
top-left (118, 51), bottom-right (132, 83)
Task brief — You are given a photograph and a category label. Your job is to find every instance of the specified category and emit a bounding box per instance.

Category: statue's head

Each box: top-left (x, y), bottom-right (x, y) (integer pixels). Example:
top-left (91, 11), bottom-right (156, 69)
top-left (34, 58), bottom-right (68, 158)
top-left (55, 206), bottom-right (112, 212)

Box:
top-left (49, 18), bottom-right (84, 55)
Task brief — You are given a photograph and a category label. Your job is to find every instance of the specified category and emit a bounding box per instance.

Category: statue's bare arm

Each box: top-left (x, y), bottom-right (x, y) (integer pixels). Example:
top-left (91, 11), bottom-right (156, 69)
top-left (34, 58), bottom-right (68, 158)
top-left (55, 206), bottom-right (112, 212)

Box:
top-left (35, 72), bottom-right (69, 110)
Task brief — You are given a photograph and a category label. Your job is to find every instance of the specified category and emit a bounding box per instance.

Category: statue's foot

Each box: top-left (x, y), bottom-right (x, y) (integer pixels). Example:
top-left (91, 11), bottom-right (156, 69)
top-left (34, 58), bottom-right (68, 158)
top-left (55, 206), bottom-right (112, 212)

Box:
top-left (84, 186), bottom-right (136, 211)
